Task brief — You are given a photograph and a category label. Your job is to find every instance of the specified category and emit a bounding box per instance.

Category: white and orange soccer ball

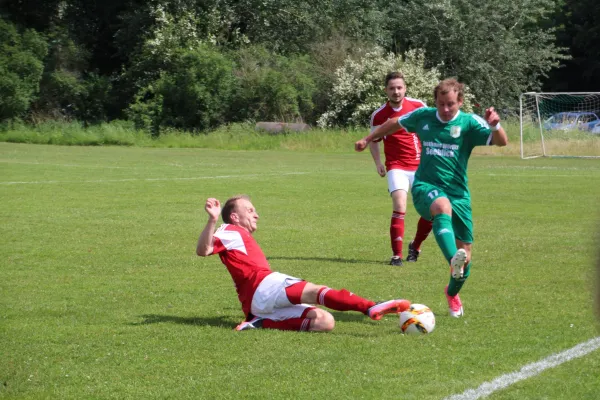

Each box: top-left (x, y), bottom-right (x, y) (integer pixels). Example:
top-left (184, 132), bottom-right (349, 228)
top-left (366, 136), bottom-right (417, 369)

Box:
top-left (399, 303), bottom-right (436, 335)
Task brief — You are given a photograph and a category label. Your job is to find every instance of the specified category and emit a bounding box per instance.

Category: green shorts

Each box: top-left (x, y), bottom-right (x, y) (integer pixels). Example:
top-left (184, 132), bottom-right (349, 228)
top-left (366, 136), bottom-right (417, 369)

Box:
top-left (411, 181), bottom-right (474, 243)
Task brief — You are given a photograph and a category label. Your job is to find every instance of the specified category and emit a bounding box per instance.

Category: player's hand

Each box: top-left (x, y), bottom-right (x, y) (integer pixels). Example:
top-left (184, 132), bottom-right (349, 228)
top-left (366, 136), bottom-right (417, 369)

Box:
top-left (355, 138), bottom-right (368, 152)
top-left (376, 163), bottom-right (386, 177)
top-left (205, 198), bottom-right (221, 221)
top-left (485, 107), bottom-right (500, 127)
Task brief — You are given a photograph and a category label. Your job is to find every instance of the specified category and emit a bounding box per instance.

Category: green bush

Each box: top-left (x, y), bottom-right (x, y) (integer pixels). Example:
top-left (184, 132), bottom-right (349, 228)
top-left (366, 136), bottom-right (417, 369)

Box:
top-left (232, 46), bottom-right (317, 123)
top-left (0, 18), bottom-right (47, 121)
top-left (77, 73), bottom-right (113, 123)
top-left (128, 45), bottom-right (236, 135)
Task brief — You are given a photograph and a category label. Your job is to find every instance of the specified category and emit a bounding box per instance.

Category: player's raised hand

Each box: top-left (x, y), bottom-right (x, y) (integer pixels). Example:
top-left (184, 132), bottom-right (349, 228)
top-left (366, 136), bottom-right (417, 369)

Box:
top-left (485, 107), bottom-right (500, 127)
top-left (355, 138), bottom-right (369, 152)
top-left (205, 198), bottom-right (221, 220)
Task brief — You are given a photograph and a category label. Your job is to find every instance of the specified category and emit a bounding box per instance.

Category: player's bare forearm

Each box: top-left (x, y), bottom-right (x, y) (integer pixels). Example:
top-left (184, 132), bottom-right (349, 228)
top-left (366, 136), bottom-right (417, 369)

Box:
top-left (355, 118), bottom-right (400, 152)
top-left (368, 142), bottom-right (386, 177)
top-left (196, 198), bottom-right (221, 256)
top-left (485, 107), bottom-right (508, 147)
top-left (491, 126), bottom-right (508, 146)
top-left (196, 217), bottom-right (217, 256)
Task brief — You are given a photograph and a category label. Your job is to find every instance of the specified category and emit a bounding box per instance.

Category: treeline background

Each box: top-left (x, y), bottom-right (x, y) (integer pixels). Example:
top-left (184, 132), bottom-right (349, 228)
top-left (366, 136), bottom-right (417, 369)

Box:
top-left (1, 0), bottom-right (599, 136)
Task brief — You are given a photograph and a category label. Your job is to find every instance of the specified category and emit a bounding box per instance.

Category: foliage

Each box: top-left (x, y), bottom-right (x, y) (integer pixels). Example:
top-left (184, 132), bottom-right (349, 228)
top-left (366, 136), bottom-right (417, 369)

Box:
top-left (33, 24), bottom-right (112, 123)
top-left (308, 35), bottom-right (374, 125)
top-left (197, 0), bottom-right (374, 54)
top-left (318, 48), bottom-right (474, 128)
top-left (0, 0), bottom-right (589, 129)
top-left (544, 0), bottom-right (600, 91)
top-left (127, 45), bottom-right (236, 135)
top-left (232, 45), bottom-right (318, 123)
top-left (0, 18), bottom-right (48, 121)
top-left (389, 0), bottom-right (568, 109)
top-left (0, 0), bottom-right (64, 32)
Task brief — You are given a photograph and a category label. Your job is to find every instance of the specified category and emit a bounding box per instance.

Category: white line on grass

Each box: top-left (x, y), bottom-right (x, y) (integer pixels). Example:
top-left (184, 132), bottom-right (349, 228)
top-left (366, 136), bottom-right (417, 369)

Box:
top-left (0, 172), bottom-right (309, 185)
top-left (444, 336), bottom-right (600, 400)
top-left (0, 160), bottom-right (127, 169)
top-left (1, 159), bottom-right (226, 169)
top-left (484, 165), bottom-right (597, 171)
top-left (482, 173), bottom-right (598, 178)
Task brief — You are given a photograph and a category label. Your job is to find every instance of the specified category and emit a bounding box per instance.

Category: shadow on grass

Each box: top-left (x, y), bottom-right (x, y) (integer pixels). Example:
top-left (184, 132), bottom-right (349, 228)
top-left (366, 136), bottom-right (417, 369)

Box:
top-left (132, 314), bottom-right (236, 328)
top-left (267, 256), bottom-right (382, 265)
top-left (329, 311), bottom-right (373, 322)
top-left (131, 313), bottom-right (398, 337)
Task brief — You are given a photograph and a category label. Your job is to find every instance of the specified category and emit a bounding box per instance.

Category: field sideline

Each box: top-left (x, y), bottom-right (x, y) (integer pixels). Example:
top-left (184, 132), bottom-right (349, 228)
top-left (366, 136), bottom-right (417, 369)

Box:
top-left (1, 142), bottom-right (599, 399)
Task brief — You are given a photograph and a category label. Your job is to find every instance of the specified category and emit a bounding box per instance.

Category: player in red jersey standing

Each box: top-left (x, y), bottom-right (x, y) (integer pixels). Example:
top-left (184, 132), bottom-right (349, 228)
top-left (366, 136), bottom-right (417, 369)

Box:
top-left (368, 72), bottom-right (433, 266)
top-left (196, 195), bottom-right (411, 331)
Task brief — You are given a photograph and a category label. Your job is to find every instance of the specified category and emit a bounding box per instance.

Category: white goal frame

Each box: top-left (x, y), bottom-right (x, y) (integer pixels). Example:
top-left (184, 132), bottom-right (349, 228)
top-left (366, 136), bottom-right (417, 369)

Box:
top-left (519, 92), bottom-right (600, 159)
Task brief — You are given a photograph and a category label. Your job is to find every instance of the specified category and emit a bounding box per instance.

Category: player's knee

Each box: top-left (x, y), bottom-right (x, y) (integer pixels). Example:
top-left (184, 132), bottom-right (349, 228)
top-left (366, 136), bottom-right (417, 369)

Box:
top-left (309, 310), bottom-right (335, 332)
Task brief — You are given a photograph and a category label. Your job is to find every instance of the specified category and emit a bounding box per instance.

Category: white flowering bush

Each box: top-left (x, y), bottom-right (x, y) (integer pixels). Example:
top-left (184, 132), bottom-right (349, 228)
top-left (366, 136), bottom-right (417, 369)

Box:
top-left (143, 4), bottom-right (200, 59)
top-left (317, 48), bottom-right (474, 128)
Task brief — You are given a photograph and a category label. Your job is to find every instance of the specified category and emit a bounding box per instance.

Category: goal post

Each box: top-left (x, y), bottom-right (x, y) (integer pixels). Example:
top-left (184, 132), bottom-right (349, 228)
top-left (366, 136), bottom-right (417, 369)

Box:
top-left (519, 92), bottom-right (600, 159)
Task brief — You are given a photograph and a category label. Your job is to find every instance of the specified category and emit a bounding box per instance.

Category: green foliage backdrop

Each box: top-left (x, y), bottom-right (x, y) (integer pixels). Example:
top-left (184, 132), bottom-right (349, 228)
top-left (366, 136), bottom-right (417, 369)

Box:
top-left (0, 0), bottom-right (593, 132)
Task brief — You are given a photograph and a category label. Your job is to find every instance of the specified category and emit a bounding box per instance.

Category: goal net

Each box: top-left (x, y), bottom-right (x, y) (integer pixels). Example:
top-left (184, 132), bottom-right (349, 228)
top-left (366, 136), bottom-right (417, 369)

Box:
top-left (519, 92), bottom-right (600, 159)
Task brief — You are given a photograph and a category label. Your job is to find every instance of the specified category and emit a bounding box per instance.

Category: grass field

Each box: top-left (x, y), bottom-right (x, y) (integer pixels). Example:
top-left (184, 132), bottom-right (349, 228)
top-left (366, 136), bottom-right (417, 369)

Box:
top-left (1, 142), bottom-right (600, 399)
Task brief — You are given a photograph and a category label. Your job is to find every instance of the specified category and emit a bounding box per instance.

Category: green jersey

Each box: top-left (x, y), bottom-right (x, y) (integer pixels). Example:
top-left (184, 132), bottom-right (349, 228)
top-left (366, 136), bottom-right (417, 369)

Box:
top-left (398, 107), bottom-right (492, 198)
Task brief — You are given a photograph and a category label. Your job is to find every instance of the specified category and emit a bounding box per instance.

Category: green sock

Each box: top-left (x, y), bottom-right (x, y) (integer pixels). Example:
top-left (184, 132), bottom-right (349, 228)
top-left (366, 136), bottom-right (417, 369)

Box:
top-left (447, 262), bottom-right (471, 296)
top-left (433, 213), bottom-right (456, 263)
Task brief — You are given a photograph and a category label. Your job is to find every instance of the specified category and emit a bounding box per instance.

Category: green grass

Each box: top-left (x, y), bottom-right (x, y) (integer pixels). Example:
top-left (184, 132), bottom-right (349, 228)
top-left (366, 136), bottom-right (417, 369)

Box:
top-left (1, 142), bottom-right (600, 399)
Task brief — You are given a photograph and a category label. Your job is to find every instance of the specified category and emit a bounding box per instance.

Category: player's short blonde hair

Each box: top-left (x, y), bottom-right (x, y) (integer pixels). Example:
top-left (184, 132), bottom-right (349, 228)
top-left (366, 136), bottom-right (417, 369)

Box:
top-left (434, 78), bottom-right (464, 102)
top-left (221, 195), bottom-right (251, 223)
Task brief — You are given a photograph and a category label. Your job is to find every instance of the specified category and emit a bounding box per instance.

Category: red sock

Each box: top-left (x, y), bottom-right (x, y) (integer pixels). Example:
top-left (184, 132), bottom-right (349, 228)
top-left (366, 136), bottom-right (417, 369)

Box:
top-left (317, 287), bottom-right (375, 314)
top-left (391, 211), bottom-right (405, 257)
top-left (412, 217), bottom-right (433, 250)
top-left (262, 318), bottom-right (312, 331)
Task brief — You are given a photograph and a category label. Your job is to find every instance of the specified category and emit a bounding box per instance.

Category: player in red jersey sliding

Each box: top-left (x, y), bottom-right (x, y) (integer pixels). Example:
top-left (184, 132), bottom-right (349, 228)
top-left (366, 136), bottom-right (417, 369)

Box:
top-left (368, 72), bottom-right (433, 266)
top-left (196, 195), bottom-right (411, 331)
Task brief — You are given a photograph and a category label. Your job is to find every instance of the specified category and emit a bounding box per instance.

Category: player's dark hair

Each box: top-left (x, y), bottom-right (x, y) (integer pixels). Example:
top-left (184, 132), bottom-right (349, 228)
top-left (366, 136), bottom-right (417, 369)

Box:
top-left (385, 71), bottom-right (405, 87)
top-left (434, 78), bottom-right (464, 102)
top-left (222, 195), bottom-right (251, 223)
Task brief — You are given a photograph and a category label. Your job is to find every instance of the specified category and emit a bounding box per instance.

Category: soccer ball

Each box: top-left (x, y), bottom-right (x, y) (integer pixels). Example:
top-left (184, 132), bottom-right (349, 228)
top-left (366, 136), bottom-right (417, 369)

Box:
top-left (399, 304), bottom-right (435, 335)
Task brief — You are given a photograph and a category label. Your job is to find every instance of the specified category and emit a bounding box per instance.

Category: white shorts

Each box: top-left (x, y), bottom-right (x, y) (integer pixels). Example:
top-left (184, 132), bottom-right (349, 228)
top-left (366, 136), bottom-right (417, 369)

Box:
top-left (251, 272), bottom-right (314, 321)
top-left (387, 168), bottom-right (416, 194)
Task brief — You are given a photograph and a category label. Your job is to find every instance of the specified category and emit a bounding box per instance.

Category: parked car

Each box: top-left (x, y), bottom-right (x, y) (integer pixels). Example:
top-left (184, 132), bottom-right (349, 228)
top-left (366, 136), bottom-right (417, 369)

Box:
top-left (542, 112), bottom-right (600, 131)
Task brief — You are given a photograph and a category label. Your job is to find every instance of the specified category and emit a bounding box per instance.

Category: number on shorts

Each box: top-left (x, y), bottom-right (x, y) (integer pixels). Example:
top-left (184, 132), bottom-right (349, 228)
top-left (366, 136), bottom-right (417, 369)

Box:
top-left (427, 190), bottom-right (439, 199)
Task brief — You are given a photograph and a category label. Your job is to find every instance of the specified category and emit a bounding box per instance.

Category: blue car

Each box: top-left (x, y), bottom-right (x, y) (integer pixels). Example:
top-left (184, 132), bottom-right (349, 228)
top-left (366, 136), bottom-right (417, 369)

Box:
top-left (542, 112), bottom-right (600, 131)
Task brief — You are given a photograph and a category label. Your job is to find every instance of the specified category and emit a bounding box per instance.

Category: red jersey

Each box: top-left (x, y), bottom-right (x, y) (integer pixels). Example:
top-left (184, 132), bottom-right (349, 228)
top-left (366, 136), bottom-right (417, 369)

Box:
top-left (211, 224), bottom-right (273, 317)
top-left (370, 97), bottom-right (426, 171)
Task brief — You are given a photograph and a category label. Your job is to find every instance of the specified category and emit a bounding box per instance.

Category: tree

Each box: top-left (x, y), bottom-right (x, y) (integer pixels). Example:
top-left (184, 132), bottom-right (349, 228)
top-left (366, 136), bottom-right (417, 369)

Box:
top-left (316, 48), bottom-right (472, 128)
top-left (0, 18), bottom-right (48, 120)
top-left (544, 0), bottom-right (600, 91)
top-left (232, 45), bottom-right (318, 123)
top-left (388, 0), bottom-right (568, 109)
top-left (0, 0), bottom-right (63, 32)
top-left (127, 45), bottom-right (236, 134)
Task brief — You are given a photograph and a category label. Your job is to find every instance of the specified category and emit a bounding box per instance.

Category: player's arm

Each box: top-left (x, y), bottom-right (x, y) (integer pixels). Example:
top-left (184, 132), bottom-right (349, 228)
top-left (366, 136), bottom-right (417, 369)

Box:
top-left (369, 140), bottom-right (386, 177)
top-left (196, 198), bottom-right (221, 256)
top-left (485, 107), bottom-right (508, 147)
top-left (355, 117), bottom-right (400, 152)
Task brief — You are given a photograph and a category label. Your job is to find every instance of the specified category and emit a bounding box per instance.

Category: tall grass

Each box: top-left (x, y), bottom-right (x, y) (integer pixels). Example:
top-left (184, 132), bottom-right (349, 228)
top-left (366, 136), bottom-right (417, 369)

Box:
top-left (1, 118), bottom-right (599, 156)
top-left (0, 120), bottom-right (369, 152)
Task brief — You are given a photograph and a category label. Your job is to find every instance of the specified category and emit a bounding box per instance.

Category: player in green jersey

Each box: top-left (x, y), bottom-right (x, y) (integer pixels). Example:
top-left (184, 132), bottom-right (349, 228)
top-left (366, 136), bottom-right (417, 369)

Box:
top-left (355, 78), bottom-right (508, 317)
